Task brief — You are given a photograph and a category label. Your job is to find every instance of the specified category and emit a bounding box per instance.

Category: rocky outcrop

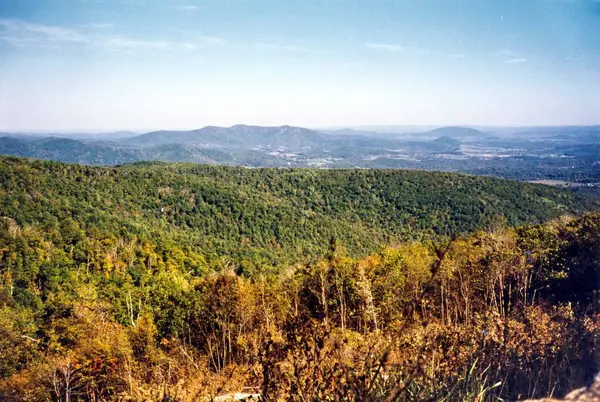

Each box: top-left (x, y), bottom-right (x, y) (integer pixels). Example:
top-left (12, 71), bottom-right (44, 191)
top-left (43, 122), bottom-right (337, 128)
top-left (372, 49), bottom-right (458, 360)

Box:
top-left (526, 375), bottom-right (600, 401)
top-left (212, 392), bottom-right (260, 401)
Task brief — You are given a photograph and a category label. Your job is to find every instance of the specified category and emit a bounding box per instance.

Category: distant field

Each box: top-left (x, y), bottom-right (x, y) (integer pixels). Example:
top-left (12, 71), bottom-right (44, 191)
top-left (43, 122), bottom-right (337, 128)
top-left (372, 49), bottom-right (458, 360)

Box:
top-left (528, 180), bottom-right (599, 188)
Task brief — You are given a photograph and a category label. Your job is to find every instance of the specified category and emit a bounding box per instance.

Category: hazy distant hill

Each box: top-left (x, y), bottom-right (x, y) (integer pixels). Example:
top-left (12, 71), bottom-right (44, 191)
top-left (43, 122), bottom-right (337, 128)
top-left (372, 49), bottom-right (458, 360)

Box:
top-left (431, 136), bottom-right (462, 146)
top-left (1, 125), bottom-right (599, 189)
top-left (425, 126), bottom-right (488, 139)
top-left (325, 125), bottom-right (439, 134)
top-left (0, 131), bottom-right (139, 142)
top-left (125, 125), bottom-right (331, 151)
top-left (0, 134), bottom-right (305, 166)
top-left (0, 136), bottom-right (141, 165)
top-left (429, 136), bottom-right (462, 152)
top-left (512, 126), bottom-right (600, 143)
top-left (69, 131), bottom-right (140, 141)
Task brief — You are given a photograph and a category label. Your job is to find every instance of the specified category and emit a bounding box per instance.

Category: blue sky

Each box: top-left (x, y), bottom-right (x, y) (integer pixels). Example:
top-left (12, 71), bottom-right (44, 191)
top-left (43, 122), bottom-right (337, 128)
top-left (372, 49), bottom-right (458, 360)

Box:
top-left (0, 0), bottom-right (599, 131)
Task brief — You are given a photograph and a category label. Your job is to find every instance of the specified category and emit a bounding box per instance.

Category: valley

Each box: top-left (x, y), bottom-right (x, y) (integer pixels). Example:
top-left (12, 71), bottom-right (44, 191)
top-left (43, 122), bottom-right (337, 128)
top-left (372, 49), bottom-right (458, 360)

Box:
top-left (1, 125), bottom-right (599, 191)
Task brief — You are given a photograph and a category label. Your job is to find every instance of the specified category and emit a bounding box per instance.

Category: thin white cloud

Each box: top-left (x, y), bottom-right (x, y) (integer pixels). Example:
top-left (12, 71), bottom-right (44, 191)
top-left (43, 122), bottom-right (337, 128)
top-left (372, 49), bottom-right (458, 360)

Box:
top-left (341, 61), bottom-right (368, 68)
top-left (257, 43), bottom-right (316, 52)
top-left (496, 49), bottom-right (528, 64)
top-left (504, 58), bottom-right (528, 64)
top-left (452, 53), bottom-right (467, 59)
top-left (0, 35), bottom-right (61, 49)
top-left (176, 5), bottom-right (198, 11)
top-left (22, 23), bottom-right (87, 42)
top-left (179, 30), bottom-right (227, 47)
top-left (198, 35), bottom-right (226, 46)
top-left (365, 42), bottom-right (436, 57)
top-left (496, 49), bottom-right (518, 57)
top-left (365, 42), bottom-right (404, 52)
top-left (104, 36), bottom-right (170, 50)
top-left (103, 36), bottom-right (197, 52)
top-left (0, 18), bottom-right (212, 53)
top-left (0, 18), bottom-right (89, 44)
top-left (76, 23), bottom-right (113, 29)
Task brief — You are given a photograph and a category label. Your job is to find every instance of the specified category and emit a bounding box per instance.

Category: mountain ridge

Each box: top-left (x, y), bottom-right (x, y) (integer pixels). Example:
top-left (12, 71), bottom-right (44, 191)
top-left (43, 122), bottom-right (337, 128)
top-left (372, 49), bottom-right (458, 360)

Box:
top-left (1, 155), bottom-right (598, 265)
top-left (0, 125), bottom-right (599, 192)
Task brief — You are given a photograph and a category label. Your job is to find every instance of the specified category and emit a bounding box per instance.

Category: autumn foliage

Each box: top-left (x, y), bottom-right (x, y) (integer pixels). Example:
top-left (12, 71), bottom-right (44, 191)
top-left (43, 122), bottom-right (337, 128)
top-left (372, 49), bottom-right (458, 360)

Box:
top-left (0, 213), bottom-right (599, 401)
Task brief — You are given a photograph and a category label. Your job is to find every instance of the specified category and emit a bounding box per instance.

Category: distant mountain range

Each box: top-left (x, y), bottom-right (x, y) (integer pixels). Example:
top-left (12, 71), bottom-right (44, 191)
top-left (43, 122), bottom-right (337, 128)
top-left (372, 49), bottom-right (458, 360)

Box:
top-left (0, 125), bottom-right (599, 191)
top-left (1, 124), bottom-right (472, 166)
top-left (425, 126), bottom-right (489, 139)
top-left (125, 125), bottom-right (331, 150)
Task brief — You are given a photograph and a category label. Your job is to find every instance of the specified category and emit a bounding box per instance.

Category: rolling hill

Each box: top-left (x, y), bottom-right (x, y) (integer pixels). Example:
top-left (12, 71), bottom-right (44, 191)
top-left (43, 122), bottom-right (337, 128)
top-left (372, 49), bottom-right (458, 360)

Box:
top-left (1, 156), bottom-right (597, 268)
top-left (424, 126), bottom-right (488, 139)
top-left (0, 136), bottom-right (141, 165)
top-left (1, 125), bottom-right (599, 192)
top-left (1, 155), bottom-right (599, 401)
top-left (124, 124), bottom-right (331, 150)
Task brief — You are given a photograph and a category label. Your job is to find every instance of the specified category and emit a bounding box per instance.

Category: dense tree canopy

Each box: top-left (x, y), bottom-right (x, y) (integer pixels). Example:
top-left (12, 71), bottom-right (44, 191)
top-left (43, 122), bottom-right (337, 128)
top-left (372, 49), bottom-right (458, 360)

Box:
top-left (0, 156), bottom-right (599, 401)
top-left (1, 156), bottom-right (597, 269)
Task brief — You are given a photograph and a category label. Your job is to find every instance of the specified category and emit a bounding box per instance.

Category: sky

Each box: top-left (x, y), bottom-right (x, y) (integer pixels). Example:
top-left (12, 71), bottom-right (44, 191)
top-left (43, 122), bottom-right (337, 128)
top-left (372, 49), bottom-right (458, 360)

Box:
top-left (0, 0), bottom-right (599, 132)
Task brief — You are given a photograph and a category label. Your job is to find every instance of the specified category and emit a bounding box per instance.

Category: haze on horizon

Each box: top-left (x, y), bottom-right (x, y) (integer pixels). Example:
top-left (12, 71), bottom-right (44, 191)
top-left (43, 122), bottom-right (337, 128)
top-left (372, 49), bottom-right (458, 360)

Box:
top-left (1, 0), bottom-right (600, 132)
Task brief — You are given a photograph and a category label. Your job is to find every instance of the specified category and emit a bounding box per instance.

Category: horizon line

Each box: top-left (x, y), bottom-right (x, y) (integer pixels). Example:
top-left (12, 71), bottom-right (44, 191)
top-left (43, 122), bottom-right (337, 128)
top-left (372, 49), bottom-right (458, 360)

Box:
top-left (2, 122), bottom-right (600, 134)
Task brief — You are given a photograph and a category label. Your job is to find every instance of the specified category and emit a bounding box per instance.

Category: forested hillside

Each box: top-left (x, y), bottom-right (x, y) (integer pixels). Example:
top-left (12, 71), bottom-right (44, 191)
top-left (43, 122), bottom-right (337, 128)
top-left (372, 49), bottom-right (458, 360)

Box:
top-left (0, 196), bottom-right (599, 400)
top-left (1, 156), bottom-right (600, 400)
top-left (3, 0), bottom-right (599, 398)
top-left (1, 156), bottom-right (597, 273)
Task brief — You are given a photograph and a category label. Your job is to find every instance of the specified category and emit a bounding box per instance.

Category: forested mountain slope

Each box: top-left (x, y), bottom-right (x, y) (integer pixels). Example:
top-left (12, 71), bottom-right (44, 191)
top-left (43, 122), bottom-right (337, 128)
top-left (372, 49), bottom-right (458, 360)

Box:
top-left (1, 156), bottom-right (599, 400)
top-left (0, 156), bottom-right (598, 270)
top-left (0, 200), bottom-right (598, 401)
